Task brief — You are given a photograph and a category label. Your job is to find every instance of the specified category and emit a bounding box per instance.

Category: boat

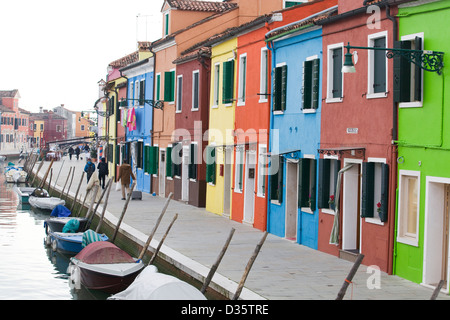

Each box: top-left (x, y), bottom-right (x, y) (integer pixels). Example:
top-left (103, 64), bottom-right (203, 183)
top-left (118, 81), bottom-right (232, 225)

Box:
top-left (5, 166), bottom-right (26, 183)
top-left (44, 205), bottom-right (88, 234)
top-left (108, 265), bottom-right (207, 300)
top-left (48, 229), bottom-right (108, 255)
top-left (29, 195), bottom-right (65, 212)
top-left (14, 186), bottom-right (49, 204)
top-left (68, 241), bottom-right (145, 294)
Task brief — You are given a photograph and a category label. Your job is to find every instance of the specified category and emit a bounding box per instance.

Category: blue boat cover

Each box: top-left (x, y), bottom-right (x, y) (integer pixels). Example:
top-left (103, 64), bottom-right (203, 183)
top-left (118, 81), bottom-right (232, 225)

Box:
top-left (82, 230), bottom-right (106, 248)
top-left (62, 219), bottom-right (80, 233)
top-left (51, 205), bottom-right (71, 217)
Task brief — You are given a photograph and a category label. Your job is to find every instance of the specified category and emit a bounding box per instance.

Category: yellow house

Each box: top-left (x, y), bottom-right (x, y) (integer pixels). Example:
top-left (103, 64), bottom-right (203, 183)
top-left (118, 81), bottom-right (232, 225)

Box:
top-left (33, 120), bottom-right (45, 148)
top-left (206, 37), bottom-right (237, 216)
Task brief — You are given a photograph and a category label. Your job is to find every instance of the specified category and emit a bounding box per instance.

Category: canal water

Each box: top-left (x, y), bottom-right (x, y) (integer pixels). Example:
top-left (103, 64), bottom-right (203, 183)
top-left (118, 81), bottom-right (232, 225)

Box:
top-left (0, 173), bottom-right (108, 300)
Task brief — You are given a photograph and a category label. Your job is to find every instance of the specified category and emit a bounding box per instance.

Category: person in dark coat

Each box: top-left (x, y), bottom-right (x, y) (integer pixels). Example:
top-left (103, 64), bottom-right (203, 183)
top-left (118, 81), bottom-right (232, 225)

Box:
top-left (84, 158), bottom-right (96, 183)
top-left (97, 157), bottom-right (109, 189)
top-left (68, 146), bottom-right (74, 160)
top-left (118, 160), bottom-right (135, 200)
top-left (75, 146), bottom-right (80, 160)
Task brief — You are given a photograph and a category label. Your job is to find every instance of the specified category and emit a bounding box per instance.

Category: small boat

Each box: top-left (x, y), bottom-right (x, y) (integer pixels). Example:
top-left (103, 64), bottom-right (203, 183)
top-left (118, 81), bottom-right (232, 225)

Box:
top-left (14, 186), bottom-right (49, 204)
top-left (5, 166), bottom-right (26, 183)
top-left (108, 265), bottom-right (207, 300)
top-left (48, 229), bottom-right (108, 255)
top-left (44, 205), bottom-right (88, 234)
top-left (68, 241), bottom-right (145, 294)
top-left (29, 195), bottom-right (65, 211)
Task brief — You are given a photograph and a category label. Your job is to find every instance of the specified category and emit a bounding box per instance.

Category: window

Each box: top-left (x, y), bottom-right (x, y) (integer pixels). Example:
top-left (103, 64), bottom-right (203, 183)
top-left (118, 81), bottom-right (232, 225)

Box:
top-left (398, 170), bottom-right (420, 246)
top-left (298, 158), bottom-right (317, 211)
top-left (164, 70), bottom-right (175, 102)
top-left (222, 60), bottom-right (235, 104)
top-left (164, 12), bottom-right (169, 37)
top-left (368, 32), bottom-right (388, 98)
top-left (284, 1), bottom-right (306, 8)
top-left (134, 81), bottom-right (140, 106)
top-left (40, 124), bottom-right (44, 130)
top-left (238, 53), bottom-right (247, 105)
top-left (206, 145), bottom-right (216, 184)
top-left (136, 141), bottom-right (143, 169)
top-left (327, 43), bottom-right (343, 102)
top-left (257, 145), bottom-right (267, 197)
top-left (189, 143), bottom-right (197, 180)
top-left (171, 142), bottom-right (182, 177)
top-left (80, 125), bottom-right (84, 131)
top-left (145, 145), bottom-right (159, 175)
top-left (235, 146), bottom-right (244, 192)
top-left (260, 48), bottom-right (269, 103)
top-left (273, 63), bottom-right (287, 112)
top-left (192, 70), bottom-right (199, 110)
top-left (361, 160), bottom-right (389, 223)
top-left (318, 158), bottom-right (340, 211)
top-left (270, 155), bottom-right (283, 203)
top-left (302, 56), bottom-right (320, 111)
top-left (156, 73), bottom-right (161, 100)
top-left (213, 63), bottom-right (220, 107)
top-left (139, 79), bottom-right (146, 105)
top-left (176, 75), bottom-right (183, 113)
top-left (394, 33), bottom-right (424, 107)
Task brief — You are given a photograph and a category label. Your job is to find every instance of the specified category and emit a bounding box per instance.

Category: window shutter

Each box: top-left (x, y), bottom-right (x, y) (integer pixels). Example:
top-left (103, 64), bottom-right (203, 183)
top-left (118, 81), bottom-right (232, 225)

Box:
top-left (380, 163), bottom-right (389, 222)
top-left (309, 159), bottom-right (317, 211)
top-left (139, 80), bottom-right (145, 105)
top-left (189, 144), bottom-right (197, 180)
top-left (144, 145), bottom-right (150, 173)
top-left (137, 142), bottom-right (143, 169)
top-left (317, 159), bottom-right (331, 209)
top-left (302, 60), bottom-right (313, 110)
top-left (222, 60), bottom-right (234, 104)
top-left (414, 36), bottom-right (422, 102)
top-left (277, 157), bottom-right (284, 203)
top-left (166, 146), bottom-right (173, 177)
top-left (298, 159), bottom-right (310, 208)
top-left (164, 71), bottom-right (174, 102)
top-left (206, 146), bottom-right (216, 184)
top-left (273, 67), bottom-right (282, 111)
top-left (393, 40), bottom-right (412, 103)
top-left (312, 59), bottom-right (320, 109)
top-left (373, 37), bottom-right (386, 93)
top-left (115, 144), bottom-right (120, 165)
top-left (361, 162), bottom-right (375, 218)
top-left (149, 146), bottom-right (159, 175)
top-left (281, 65), bottom-right (287, 111)
top-left (332, 48), bottom-right (342, 98)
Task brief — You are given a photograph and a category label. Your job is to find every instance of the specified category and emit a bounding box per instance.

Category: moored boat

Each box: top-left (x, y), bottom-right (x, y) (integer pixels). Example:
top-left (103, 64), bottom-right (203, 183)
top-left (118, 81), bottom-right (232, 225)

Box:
top-left (68, 241), bottom-right (145, 294)
top-left (29, 196), bottom-right (65, 212)
top-left (14, 186), bottom-right (49, 204)
top-left (48, 229), bottom-right (108, 255)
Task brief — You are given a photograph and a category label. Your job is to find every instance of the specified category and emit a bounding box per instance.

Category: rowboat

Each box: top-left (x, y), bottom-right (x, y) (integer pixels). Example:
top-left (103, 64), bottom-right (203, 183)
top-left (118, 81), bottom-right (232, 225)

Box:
top-left (5, 167), bottom-right (27, 183)
top-left (14, 187), bottom-right (49, 204)
top-left (44, 205), bottom-right (88, 234)
top-left (47, 229), bottom-right (108, 255)
top-left (29, 195), bottom-right (65, 212)
top-left (108, 265), bottom-right (207, 300)
top-left (68, 241), bottom-right (145, 294)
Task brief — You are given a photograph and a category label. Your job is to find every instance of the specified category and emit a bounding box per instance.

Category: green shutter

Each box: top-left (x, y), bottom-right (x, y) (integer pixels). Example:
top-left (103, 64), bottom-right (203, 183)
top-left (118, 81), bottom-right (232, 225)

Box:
top-left (273, 66), bottom-right (282, 111)
top-left (281, 65), bottom-right (287, 111)
top-left (414, 36), bottom-right (422, 102)
top-left (317, 159), bottom-right (331, 209)
top-left (166, 147), bottom-right (173, 177)
top-left (277, 157), bottom-right (284, 203)
top-left (312, 59), bottom-right (320, 109)
top-left (156, 74), bottom-right (161, 100)
top-left (302, 60), bottom-right (313, 109)
top-left (206, 146), bottom-right (216, 184)
top-left (139, 80), bottom-right (145, 105)
top-left (309, 159), bottom-right (317, 211)
top-left (144, 146), bottom-right (150, 173)
top-left (222, 60), bottom-right (234, 104)
top-left (332, 48), bottom-right (342, 98)
top-left (373, 37), bottom-right (386, 93)
top-left (164, 71), bottom-right (174, 102)
top-left (189, 144), bottom-right (197, 180)
top-left (380, 163), bottom-right (389, 222)
top-left (393, 40), bottom-right (412, 103)
top-left (298, 159), bottom-right (310, 208)
top-left (361, 162), bottom-right (375, 218)
top-left (115, 144), bottom-right (120, 165)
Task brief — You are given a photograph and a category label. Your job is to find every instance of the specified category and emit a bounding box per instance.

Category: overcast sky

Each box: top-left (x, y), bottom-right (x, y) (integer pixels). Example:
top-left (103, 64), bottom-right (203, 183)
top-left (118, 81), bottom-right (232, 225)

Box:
top-left (0, 0), bottom-right (166, 113)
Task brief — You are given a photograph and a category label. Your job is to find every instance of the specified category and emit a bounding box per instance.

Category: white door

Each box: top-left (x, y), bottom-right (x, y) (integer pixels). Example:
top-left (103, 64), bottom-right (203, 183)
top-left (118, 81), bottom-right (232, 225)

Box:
top-left (285, 161), bottom-right (298, 241)
top-left (342, 161), bottom-right (361, 252)
top-left (243, 149), bottom-right (256, 224)
top-left (159, 149), bottom-right (165, 197)
top-left (182, 145), bottom-right (190, 201)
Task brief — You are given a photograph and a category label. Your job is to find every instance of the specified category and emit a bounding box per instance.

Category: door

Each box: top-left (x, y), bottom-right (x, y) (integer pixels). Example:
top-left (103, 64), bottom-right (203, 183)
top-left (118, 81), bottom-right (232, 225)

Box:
top-left (285, 161), bottom-right (298, 241)
top-left (342, 162), bottom-right (361, 252)
top-left (442, 185), bottom-right (449, 287)
top-left (181, 145), bottom-right (190, 201)
top-left (243, 149), bottom-right (256, 224)
top-left (159, 149), bottom-right (165, 197)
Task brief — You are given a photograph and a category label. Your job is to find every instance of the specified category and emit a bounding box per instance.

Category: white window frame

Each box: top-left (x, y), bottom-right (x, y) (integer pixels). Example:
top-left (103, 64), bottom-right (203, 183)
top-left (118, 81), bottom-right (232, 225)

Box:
top-left (397, 170), bottom-right (421, 247)
top-left (259, 47), bottom-right (269, 103)
top-left (257, 144), bottom-right (267, 197)
top-left (234, 146), bottom-right (244, 193)
top-left (212, 63), bottom-right (220, 108)
top-left (399, 32), bottom-right (424, 109)
top-left (365, 157), bottom-right (386, 226)
top-left (326, 42), bottom-right (344, 103)
top-left (367, 31), bottom-right (388, 99)
top-left (322, 154), bottom-right (339, 215)
top-left (176, 75), bottom-right (183, 113)
top-left (192, 70), bottom-right (200, 111)
top-left (237, 53), bottom-right (247, 106)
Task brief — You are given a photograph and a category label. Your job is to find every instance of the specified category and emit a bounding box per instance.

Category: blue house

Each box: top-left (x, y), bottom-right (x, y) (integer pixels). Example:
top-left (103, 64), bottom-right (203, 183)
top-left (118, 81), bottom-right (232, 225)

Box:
top-left (265, 8), bottom-right (335, 249)
top-left (120, 57), bottom-right (154, 194)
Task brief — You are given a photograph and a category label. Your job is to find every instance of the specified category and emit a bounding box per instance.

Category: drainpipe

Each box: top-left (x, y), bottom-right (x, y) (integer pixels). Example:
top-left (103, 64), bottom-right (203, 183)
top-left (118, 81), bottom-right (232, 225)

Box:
top-left (149, 46), bottom-right (156, 194)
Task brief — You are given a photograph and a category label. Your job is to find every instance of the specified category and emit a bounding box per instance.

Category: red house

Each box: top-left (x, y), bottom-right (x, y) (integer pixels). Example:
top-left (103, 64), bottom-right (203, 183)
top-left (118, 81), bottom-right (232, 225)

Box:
top-left (30, 111), bottom-right (67, 148)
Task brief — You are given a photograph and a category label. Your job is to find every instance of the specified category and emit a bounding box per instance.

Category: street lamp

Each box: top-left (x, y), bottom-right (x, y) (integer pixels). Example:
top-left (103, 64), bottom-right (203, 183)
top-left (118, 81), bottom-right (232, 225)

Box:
top-left (342, 42), bottom-right (444, 75)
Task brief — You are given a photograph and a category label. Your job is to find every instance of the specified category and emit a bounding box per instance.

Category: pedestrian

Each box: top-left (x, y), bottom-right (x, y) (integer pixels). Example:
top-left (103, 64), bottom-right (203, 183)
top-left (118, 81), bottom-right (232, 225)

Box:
top-left (118, 159), bottom-right (135, 200)
top-left (84, 158), bottom-right (96, 183)
top-left (68, 146), bottom-right (74, 160)
top-left (75, 146), bottom-right (80, 160)
top-left (97, 157), bottom-right (109, 189)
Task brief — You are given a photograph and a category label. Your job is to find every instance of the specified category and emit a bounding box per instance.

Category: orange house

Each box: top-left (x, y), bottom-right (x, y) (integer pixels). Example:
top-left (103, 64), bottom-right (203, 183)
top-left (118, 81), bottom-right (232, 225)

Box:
top-left (74, 111), bottom-right (92, 138)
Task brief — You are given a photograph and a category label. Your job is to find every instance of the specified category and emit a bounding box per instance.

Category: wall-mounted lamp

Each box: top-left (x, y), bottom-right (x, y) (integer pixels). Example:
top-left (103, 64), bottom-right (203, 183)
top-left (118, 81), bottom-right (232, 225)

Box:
top-left (342, 42), bottom-right (444, 75)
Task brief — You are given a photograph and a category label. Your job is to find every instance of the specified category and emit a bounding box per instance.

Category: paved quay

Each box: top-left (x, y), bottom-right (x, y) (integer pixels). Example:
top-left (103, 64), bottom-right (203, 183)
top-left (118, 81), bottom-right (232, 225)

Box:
top-left (31, 155), bottom-right (450, 300)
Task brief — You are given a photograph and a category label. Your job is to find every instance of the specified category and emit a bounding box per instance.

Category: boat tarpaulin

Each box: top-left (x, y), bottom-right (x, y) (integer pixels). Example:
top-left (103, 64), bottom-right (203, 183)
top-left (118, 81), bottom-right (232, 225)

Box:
top-left (51, 205), bottom-right (71, 217)
top-left (75, 241), bottom-right (135, 264)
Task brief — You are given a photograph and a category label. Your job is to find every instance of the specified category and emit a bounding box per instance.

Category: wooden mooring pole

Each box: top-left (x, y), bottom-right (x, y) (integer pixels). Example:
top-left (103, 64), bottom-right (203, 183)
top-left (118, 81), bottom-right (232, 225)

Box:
top-left (336, 254), bottom-right (365, 300)
top-left (430, 280), bottom-right (445, 300)
top-left (232, 231), bottom-right (268, 300)
top-left (148, 213), bottom-right (178, 266)
top-left (70, 171), bottom-right (85, 212)
top-left (111, 182), bottom-right (136, 243)
top-left (95, 178), bottom-right (114, 233)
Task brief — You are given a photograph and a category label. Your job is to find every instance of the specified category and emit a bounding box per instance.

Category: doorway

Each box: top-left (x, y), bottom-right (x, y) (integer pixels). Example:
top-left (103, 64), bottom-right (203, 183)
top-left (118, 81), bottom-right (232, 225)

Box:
top-left (423, 178), bottom-right (450, 293)
top-left (243, 149), bottom-right (256, 224)
top-left (342, 160), bottom-right (362, 253)
top-left (159, 149), bottom-right (166, 197)
top-left (285, 160), bottom-right (298, 241)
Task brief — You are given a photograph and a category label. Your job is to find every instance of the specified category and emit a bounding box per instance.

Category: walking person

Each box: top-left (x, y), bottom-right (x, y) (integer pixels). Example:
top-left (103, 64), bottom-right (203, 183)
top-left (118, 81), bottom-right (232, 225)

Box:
top-left (84, 158), bottom-right (96, 183)
top-left (118, 159), bottom-right (135, 200)
top-left (97, 157), bottom-right (109, 189)
top-left (68, 146), bottom-right (74, 160)
top-left (75, 146), bottom-right (80, 160)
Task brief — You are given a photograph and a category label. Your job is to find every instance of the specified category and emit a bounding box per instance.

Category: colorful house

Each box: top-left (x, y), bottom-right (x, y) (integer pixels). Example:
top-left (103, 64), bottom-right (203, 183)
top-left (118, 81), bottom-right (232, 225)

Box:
top-left (0, 90), bottom-right (30, 152)
top-left (316, 0), bottom-right (404, 273)
top-left (120, 55), bottom-right (155, 194)
top-left (265, 3), bottom-right (337, 248)
top-left (393, 0), bottom-right (450, 291)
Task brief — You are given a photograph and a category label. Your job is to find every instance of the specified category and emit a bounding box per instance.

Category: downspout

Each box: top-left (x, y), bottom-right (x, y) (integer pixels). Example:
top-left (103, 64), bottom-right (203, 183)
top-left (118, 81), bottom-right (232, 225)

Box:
top-left (149, 46), bottom-right (156, 194)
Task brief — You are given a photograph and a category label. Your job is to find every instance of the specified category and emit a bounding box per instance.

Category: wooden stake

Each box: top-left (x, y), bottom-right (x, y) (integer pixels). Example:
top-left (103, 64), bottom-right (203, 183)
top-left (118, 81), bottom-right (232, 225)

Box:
top-left (76, 187), bottom-right (91, 217)
top-left (92, 178), bottom-right (112, 217)
top-left (47, 168), bottom-right (53, 195)
top-left (52, 160), bottom-right (65, 192)
top-left (201, 228), bottom-right (235, 294)
top-left (148, 213), bottom-right (178, 266)
top-left (31, 160), bottom-right (44, 186)
top-left (95, 178), bottom-right (114, 233)
top-left (38, 159), bottom-right (54, 189)
top-left (138, 192), bottom-right (173, 260)
top-left (336, 254), bottom-right (365, 300)
top-left (64, 167), bottom-right (75, 200)
top-left (60, 166), bottom-right (72, 198)
top-left (83, 185), bottom-right (100, 231)
top-left (232, 232), bottom-right (268, 300)
top-left (431, 279), bottom-right (445, 300)
top-left (111, 182), bottom-right (136, 243)
top-left (70, 171), bottom-right (85, 212)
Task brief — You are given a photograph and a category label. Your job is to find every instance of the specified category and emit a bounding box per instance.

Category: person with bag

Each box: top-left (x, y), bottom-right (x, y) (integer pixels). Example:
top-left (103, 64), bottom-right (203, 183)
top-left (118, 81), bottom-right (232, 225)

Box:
top-left (97, 157), bottom-right (109, 189)
top-left (118, 159), bottom-right (135, 200)
top-left (84, 158), bottom-right (96, 183)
